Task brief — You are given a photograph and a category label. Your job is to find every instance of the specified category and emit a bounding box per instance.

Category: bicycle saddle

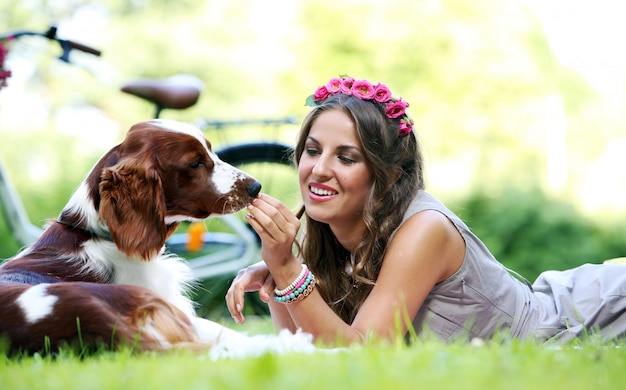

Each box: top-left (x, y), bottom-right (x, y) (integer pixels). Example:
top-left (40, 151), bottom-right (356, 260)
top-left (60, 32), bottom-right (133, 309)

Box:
top-left (121, 74), bottom-right (203, 110)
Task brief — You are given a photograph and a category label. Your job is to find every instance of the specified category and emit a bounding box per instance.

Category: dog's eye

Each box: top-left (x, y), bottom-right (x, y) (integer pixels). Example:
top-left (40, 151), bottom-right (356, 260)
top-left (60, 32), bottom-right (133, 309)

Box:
top-left (189, 161), bottom-right (203, 169)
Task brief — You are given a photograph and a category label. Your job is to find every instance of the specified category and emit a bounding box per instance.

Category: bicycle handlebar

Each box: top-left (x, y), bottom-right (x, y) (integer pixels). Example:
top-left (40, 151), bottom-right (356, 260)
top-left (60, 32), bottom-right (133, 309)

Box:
top-left (1, 26), bottom-right (101, 62)
top-left (64, 40), bottom-right (101, 57)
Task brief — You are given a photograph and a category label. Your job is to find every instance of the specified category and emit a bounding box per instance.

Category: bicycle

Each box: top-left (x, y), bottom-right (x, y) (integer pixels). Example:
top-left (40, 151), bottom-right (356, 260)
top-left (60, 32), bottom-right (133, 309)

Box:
top-left (0, 26), bottom-right (300, 315)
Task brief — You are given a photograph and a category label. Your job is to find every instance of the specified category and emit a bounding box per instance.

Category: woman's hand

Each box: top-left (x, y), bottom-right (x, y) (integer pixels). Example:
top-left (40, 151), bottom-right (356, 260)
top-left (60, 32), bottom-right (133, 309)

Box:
top-left (225, 261), bottom-right (274, 324)
top-left (245, 194), bottom-right (301, 270)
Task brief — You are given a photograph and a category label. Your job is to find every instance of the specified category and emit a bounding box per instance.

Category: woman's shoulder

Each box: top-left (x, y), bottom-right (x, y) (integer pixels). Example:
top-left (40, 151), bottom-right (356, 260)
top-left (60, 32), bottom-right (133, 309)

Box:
top-left (394, 191), bottom-right (466, 251)
top-left (396, 209), bottom-right (463, 249)
top-left (389, 190), bottom-right (471, 244)
top-left (391, 200), bottom-right (466, 283)
top-left (404, 191), bottom-right (462, 225)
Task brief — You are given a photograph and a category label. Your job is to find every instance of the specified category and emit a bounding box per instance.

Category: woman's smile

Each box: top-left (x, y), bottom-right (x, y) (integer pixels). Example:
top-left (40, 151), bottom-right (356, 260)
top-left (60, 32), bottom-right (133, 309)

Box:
top-left (308, 182), bottom-right (339, 201)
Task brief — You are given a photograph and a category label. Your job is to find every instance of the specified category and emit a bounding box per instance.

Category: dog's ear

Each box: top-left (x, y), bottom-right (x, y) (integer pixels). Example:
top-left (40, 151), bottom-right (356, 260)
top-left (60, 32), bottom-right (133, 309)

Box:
top-left (98, 159), bottom-right (169, 260)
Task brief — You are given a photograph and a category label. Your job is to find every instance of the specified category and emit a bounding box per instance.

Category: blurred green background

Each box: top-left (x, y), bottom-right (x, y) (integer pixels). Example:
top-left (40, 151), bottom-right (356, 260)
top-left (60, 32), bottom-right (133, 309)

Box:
top-left (1, 0), bottom-right (625, 317)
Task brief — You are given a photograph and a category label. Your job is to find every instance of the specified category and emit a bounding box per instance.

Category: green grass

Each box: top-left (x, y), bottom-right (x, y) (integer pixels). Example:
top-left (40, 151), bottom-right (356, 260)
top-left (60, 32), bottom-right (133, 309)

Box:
top-left (2, 318), bottom-right (625, 390)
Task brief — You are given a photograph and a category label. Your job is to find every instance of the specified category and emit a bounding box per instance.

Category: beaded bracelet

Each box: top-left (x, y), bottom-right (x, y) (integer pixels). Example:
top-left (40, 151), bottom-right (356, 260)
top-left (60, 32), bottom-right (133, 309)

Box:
top-left (274, 264), bottom-right (308, 296)
top-left (282, 270), bottom-right (310, 296)
top-left (285, 277), bottom-right (316, 304)
top-left (274, 271), bottom-right (313, 301)
top-left (274, 272), bottom-right (316, 304)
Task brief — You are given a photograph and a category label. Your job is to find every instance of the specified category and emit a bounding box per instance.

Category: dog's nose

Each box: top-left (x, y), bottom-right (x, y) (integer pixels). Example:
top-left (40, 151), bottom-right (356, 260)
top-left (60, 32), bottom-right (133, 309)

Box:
top-left (247, 181), bottom-right (262, 197)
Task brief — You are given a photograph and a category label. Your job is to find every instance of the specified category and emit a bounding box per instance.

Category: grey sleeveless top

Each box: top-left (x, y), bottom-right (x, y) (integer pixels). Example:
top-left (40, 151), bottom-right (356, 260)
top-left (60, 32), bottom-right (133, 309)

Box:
top-left (393, 191), bottom-right (626, 342)
top-left (394, 191), bottom-right (538, 341)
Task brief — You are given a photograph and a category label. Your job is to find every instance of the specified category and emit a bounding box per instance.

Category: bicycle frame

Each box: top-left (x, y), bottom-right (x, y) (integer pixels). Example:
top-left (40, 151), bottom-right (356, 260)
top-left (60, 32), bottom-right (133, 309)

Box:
top-left (166, 214), bottom-right (260, 279)
top-left (0, 158), bottom-right (42, 247)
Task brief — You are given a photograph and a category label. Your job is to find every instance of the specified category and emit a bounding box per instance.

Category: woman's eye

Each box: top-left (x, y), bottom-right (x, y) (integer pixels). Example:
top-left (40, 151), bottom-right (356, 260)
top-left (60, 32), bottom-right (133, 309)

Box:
top-left (305, 148), bottom-right (320, 156)
top-left (338, 155), bottom-right (356, 164)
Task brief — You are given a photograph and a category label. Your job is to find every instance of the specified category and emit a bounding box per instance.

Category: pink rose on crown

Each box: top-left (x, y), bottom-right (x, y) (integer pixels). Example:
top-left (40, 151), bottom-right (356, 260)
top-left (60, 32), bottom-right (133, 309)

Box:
top-left (340, 77), bottom-right (355, 94)
top-left (351, 80), bottom-right (376, 99)
top-left (385, 99), bottom-right (409, 119)
top-left (399, 118), bottom-right (414, 136)
top-left (373, 83), bottom-right (392, 103)
top-left (326, 77), bottom-right (343, 93)
top-left (314, 85), bottom-right (330, 102)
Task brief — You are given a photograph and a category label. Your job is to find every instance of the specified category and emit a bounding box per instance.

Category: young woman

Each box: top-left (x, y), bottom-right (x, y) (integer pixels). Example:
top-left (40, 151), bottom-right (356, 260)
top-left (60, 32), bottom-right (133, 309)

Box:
top-left (225, 76), bottom-right (626, 346)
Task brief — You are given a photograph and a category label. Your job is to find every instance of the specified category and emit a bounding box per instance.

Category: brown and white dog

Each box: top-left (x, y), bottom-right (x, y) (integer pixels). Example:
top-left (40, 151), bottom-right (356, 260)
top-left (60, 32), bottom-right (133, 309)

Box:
top-left (0, 119), bottom-right (313, 356)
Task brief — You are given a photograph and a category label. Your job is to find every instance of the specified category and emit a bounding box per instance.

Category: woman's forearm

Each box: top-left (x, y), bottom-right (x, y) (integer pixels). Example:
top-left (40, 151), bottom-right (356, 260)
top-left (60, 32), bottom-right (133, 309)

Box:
top-left (268, 299), bottom-right (298, 333)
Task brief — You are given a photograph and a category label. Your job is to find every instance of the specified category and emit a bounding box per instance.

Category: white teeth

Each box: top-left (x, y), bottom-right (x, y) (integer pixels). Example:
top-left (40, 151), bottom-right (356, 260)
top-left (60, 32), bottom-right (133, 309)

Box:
top-left (310, 186), bottom-right (337, 196)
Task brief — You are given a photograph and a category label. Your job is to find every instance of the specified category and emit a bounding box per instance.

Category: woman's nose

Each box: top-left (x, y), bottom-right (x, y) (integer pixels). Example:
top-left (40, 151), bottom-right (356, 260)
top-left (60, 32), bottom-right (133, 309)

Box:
top-left (311, 155), bottom-right (331, 178)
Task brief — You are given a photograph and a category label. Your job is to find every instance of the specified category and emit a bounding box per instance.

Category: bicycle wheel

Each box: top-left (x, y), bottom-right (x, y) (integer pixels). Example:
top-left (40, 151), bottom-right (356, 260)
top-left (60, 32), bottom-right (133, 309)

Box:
top-left (217, 142), bottom-right (293, 165)
top-left (167, 142), bottom-right (299, 318)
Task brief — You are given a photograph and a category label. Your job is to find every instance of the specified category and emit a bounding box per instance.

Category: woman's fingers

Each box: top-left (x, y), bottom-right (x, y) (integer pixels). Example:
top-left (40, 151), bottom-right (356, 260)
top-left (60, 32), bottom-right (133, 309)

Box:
top-left (258, 194), bottom-right (302, 227)
top-left (225, 272), bottom-right (247, 324)
top-left (225, 262), bottom-right (272, 324)
top-left (246, 194), bottom-right (300, 242)
top-left (246, 194), bottom-right (301, 268)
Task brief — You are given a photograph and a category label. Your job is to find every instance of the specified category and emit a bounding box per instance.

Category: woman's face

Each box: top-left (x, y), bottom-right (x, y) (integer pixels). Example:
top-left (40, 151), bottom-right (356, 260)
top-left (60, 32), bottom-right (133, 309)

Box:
top-left (298, 109), bottom-right (373, 227)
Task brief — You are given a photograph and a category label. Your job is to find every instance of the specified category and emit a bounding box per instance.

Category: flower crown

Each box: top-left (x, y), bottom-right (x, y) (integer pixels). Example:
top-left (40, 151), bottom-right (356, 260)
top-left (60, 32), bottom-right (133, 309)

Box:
top-left (305, 76), bottom-right (414, 136)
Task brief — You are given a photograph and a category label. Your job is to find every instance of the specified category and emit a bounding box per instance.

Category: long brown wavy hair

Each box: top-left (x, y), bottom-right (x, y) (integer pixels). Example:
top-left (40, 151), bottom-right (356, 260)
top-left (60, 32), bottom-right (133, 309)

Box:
top-left (293, 93), bottom-right (425, 323)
